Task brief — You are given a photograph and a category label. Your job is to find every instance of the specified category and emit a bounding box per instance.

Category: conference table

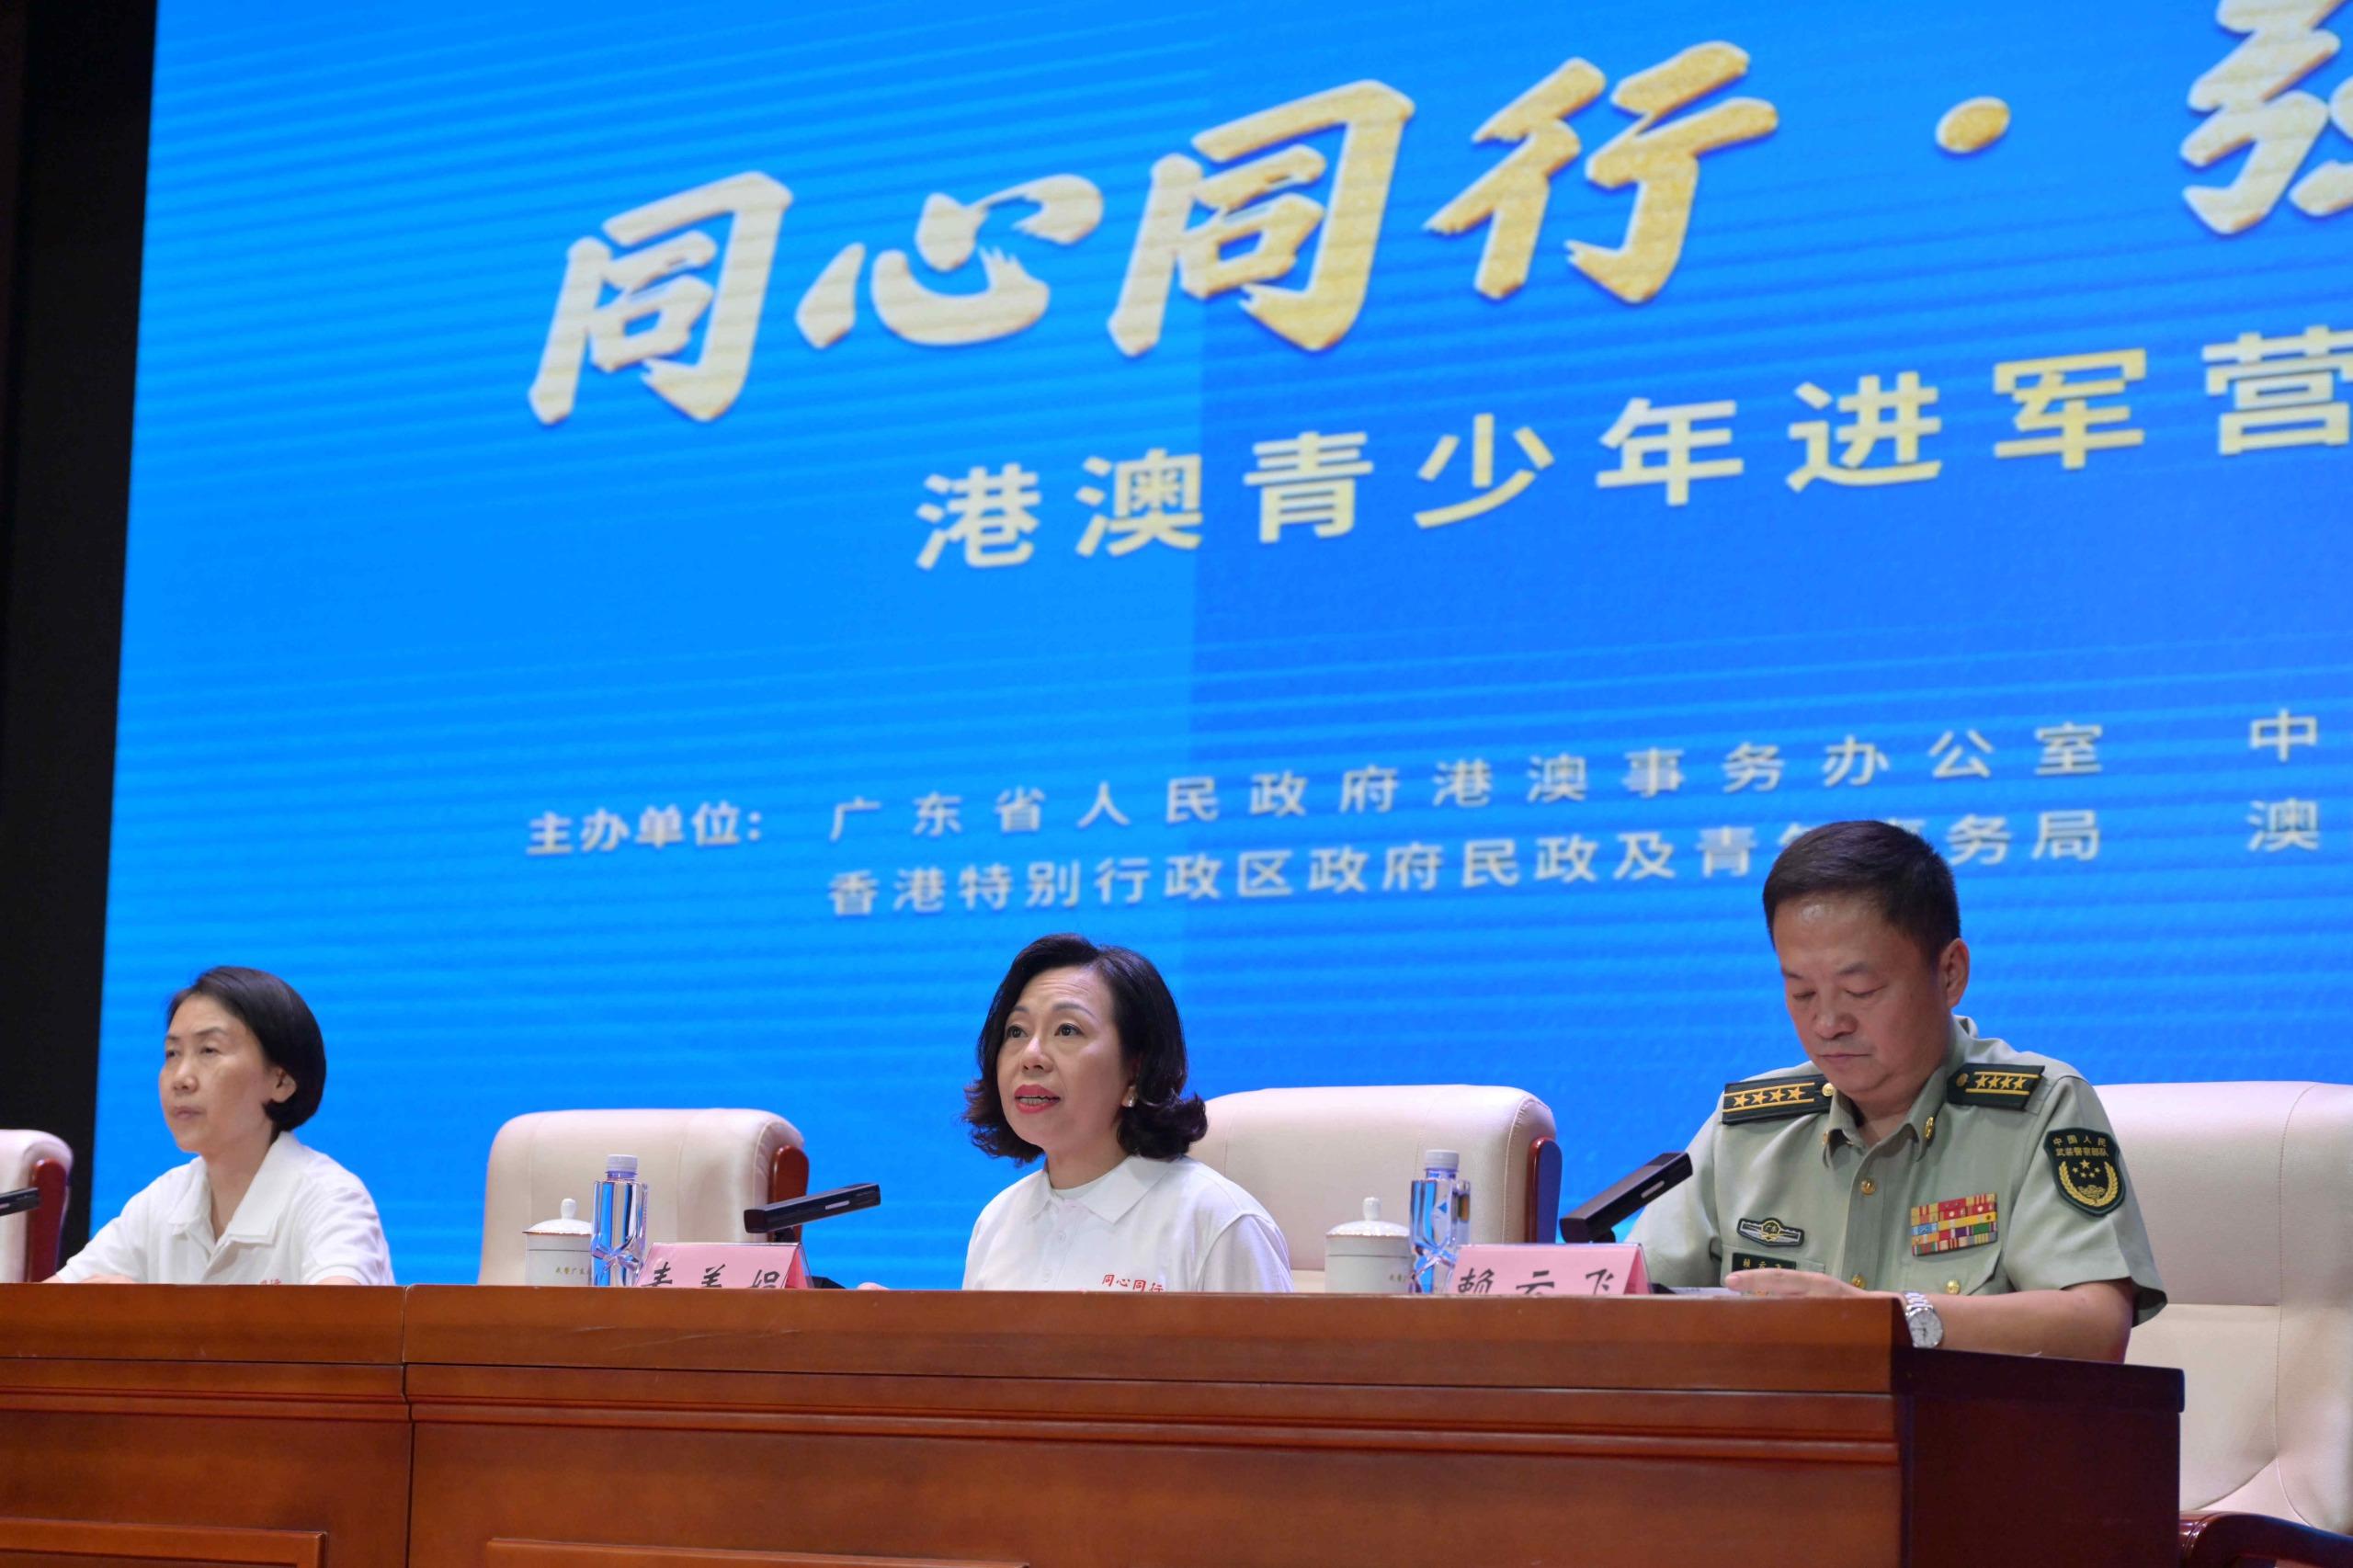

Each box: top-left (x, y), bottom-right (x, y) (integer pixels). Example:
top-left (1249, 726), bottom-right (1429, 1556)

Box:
top-left (0, 1285), bottom-right (2182, 1567)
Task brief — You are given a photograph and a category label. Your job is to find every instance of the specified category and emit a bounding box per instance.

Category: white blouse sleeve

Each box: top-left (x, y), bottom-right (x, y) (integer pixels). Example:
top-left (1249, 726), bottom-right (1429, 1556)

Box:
top-left (289, 1170), bottom-right (395, 1285)
top-left (1194, 1212), bottom-right (1294, 1293)
top-left (961, 1183), bottom-right (1017, 1290)
top-left (961, 1215), bottom-right (989, 1289)
top-left (49, 1180), bottom-right (161, 1283)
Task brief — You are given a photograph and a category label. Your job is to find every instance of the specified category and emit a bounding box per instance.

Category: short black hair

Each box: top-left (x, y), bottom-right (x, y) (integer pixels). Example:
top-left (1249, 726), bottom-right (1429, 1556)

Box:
top-left (166, 966), bottom-right (327, 1131)
top-left (962, 933), bottom-right (1207, 1164)
top-left (1762, 821), bottom-right (1961, 968)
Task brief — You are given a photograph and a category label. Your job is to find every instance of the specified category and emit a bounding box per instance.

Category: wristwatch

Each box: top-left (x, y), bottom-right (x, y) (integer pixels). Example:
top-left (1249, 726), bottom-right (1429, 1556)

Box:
top-left (1901, 1290), bottom-right (1945, 1349)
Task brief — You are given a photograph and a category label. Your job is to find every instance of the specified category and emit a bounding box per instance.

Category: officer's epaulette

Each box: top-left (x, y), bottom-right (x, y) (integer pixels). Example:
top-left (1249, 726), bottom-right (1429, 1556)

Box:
top-left (1947, 1062), bottom-right (2045, 1109)
top-left (1719, 1074), bottom-right (1836, 1125)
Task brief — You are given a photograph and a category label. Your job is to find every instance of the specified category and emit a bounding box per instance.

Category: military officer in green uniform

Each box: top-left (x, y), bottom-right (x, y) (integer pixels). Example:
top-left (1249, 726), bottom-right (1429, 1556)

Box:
top-left (1629, 821), bottom-right (2165, 1358)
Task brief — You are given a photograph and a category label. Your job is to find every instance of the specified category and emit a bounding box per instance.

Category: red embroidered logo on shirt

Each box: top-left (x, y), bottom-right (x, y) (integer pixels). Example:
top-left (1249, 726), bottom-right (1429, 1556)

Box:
top-left (1098, 1273), bottom-right (1165, 1292)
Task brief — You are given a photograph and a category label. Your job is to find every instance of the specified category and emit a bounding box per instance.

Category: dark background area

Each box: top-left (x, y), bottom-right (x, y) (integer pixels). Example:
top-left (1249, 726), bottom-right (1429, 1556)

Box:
top-left (0, 0), bottom-right (156, 1255)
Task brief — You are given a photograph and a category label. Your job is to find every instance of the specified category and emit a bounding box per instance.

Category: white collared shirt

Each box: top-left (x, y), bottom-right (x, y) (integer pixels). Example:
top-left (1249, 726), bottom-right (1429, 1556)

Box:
top-left (52, 1132), bottom-right (394, 1285)
top-left (961, 1153), bottom-right (1292, 1293)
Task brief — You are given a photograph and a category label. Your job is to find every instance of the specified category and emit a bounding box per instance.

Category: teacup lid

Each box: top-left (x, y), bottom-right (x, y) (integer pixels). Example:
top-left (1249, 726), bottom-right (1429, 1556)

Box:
top-left (525, 1197), bottom-right (593, 1237)
top-left (1326, 1197), bottom-right (1409, 1239)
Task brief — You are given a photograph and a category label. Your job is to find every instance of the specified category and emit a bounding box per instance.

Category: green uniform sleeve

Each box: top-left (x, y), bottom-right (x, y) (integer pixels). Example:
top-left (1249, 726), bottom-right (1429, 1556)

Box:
top-left (1627, 1113), bottom-right (1723, 1288)
top-left (2005, 1075), bottom-right (2168, 1324)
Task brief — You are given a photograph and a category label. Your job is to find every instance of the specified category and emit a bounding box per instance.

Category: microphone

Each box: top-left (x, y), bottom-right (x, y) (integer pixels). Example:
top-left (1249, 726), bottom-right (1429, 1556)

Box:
top-left (743, 1181), bottom-right (881, 1242)
top-left (0, 1187), bottom-right (40, 1219)
top-left (1559, 1153), bottom-right (1692, 1244)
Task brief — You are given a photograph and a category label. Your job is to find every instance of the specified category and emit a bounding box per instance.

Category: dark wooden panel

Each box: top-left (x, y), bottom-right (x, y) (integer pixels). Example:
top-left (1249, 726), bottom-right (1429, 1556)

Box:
top-left (405, 1362), bottom-right (1899, 1464)
top-left (403, 1291), bottom-right (2179, 1568)
top-left (0, 1517), bottom-right (322, 1564)
top-left (491, 1542), bottom-right (1023, 1566)
top-left (1906, 1384), bottom-right (2177, 1568)
top-left (1, 1356), bottom-right (405, 1420)
top-left (0, 1412), bottom-right (405, 1568)
top-left (419, 1422), bottom-right (1904, 1568)
top-left (402, 1286), bottom-right (1911, 1392)
top-left (0, 1285), bottom-right (2186, 1568)
top-left (0, 1286), bottom-right (404, 1365)
top-left (0, 1290), bottom-right (411, 1568)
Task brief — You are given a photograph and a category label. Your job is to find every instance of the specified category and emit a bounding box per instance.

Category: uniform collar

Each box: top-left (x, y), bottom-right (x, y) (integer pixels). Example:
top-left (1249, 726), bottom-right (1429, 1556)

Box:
top-left (1821, 1017), bottom-right (1972, 1165)
top-left (169, 1132), bottom-right (306, 1243)
top-left (1042, 1153), bottom-right (1171, 1225)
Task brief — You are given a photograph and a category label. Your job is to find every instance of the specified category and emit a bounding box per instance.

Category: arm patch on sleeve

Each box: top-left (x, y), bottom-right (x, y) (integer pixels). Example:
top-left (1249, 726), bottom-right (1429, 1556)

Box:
top-left (2045, 1127), bottom-right (2126, 1216)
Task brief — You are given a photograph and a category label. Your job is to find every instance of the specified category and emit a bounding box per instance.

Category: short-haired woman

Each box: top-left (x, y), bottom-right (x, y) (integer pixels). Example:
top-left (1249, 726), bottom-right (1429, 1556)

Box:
top-left (961, 934), bottom-right (1290, 1292)
top-left (51, 967), bottom-right (393, 1285)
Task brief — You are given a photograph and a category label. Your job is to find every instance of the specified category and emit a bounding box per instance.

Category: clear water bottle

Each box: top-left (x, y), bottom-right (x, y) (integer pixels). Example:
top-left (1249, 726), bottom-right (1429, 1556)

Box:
top-left (1409, 1148), bottom-right (1469, 1295)
top-left (591, 1153), bottom-right (647, 1287)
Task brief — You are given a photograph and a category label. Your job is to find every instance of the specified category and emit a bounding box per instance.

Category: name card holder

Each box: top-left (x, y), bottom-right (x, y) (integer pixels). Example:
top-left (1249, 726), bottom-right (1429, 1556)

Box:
top-left (1450, 1243), bottom-right (1649, 1297)
top-left (637, 1241), bottom-right (811, 1290)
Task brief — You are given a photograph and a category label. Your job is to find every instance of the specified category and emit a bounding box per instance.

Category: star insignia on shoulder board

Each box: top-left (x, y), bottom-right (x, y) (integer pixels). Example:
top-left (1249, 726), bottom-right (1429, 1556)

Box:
top-left (1947, 1062), bottom-right (2046, 1109)
top-left (1719, 1074), bottom-right (1837, 1125)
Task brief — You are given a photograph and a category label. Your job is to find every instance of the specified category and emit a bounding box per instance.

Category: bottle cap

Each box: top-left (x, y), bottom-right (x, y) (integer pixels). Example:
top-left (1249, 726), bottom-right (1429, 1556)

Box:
top-left (1422, 1149), bottom-right (1461, 1172)
top-left (605, 1153), bottom-right (639, 1177)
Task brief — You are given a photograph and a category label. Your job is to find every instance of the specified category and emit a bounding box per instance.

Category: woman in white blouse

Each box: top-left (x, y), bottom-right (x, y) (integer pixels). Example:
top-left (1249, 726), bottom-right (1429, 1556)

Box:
top-left (51, 966), bottom-right (393, 1286)
top-left (961, 934), bottom-right (1291, 1292)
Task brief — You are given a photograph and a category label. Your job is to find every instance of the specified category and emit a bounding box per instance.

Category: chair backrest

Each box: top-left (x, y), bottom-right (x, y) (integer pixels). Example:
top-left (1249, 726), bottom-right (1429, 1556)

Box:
top-left (1191, 1085), bottom-right (1558, 1290)
top-left (0, 1130), bottom-right (73, 1284)
top-left (478, 1108), bottom-right (808, 1284)
top-left (2101, 1081), bottom-right (2353, 1533)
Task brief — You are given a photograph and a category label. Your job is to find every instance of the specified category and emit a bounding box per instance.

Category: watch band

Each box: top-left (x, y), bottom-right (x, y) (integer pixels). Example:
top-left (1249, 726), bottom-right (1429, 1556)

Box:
top-left (1902, 1290), bottom-right (1945, 1349)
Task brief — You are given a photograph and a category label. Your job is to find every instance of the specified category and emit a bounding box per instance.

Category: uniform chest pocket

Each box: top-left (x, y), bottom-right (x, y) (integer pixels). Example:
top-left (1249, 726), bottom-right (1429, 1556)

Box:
top-left (1900, 1190), bottom-right (2006, 1296)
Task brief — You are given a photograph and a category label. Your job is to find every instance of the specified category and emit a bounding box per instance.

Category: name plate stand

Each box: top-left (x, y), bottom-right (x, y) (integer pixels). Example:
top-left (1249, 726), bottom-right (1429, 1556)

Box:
top-left (1451, 1243), bottom-right (1649, 1297)
top-left (636, 1241), bottom-right (811, 1290)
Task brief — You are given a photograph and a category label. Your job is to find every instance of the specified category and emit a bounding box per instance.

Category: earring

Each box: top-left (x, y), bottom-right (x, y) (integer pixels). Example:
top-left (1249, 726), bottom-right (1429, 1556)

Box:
top-left (1121, 1090), bottom-right (1137, 1107)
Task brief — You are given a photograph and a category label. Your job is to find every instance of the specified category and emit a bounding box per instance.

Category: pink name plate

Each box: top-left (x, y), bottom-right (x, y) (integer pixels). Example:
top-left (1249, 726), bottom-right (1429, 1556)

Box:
top-left (637, 1242), bottom-right (811, 1290)
top-left (1450, 1243), bottom-right (1649, 1297)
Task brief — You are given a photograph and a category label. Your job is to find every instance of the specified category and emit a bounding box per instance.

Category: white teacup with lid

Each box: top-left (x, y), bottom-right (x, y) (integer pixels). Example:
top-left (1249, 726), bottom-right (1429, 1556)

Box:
top-left (1324, 1197), bottom-right (1411, 1294)
top-left (523, 1197), bottom-right (594, 1286)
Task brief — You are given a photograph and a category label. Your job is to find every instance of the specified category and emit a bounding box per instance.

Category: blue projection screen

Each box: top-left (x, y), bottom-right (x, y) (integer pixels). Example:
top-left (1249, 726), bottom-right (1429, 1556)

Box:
top-left (98, 2), bottom-right (2352, 1285)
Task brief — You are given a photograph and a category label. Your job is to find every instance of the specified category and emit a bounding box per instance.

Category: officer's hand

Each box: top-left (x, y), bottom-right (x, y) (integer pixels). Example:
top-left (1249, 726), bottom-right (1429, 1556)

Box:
top-left (1724, 1269), bottom-right (1870, 1299)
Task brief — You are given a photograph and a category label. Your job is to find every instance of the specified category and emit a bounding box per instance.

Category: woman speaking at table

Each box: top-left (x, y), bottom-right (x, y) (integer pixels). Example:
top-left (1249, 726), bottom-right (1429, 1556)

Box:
top-left (51, 966), bottom-right (393, 1285)
top-left (961, 934), bottom-right (1292, 1292)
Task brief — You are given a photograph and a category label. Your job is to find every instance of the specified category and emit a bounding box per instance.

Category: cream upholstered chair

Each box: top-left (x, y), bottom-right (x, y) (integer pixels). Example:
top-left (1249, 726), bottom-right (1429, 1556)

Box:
top-left (0, 1130), bottom-right (73, 1284)
top-left (2101, 1082), bottom-right (2353, 1566)
top-left (1191, 1085), bottom-right (1558, 1290)
top-left (478, 1108), bottom-right (808, 1284)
